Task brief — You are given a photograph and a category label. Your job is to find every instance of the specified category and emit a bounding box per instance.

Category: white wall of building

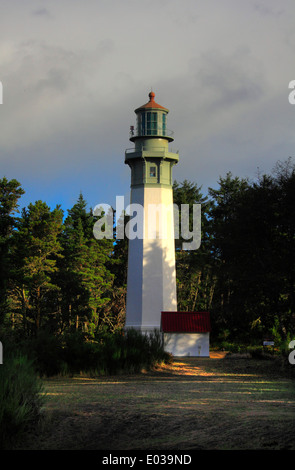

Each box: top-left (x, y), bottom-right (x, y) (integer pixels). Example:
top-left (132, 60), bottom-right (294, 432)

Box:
top-left (164, 332), bottom-right (210, 357)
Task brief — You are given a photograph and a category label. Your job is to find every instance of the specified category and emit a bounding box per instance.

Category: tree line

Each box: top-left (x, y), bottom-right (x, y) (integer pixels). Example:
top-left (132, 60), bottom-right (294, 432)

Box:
top-left (0, 157), bottom-right (294, 346)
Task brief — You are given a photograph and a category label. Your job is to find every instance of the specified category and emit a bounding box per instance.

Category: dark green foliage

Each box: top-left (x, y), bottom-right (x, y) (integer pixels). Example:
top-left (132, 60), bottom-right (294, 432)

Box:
top-left (173, 180), bottom-right (214, 312)
top-left (98, 328), bottom-right (170, 375)
top-left (0, 177), bottom-right (24, 322)
top-left (208, 160), bottom-right (295, 343)
top-left (172, 162), bottom-right (295, 347)
top-left (62, 330), bottom-right (99, 374)
top-left (8, 200), bottom-right (64, 334)
top-left (63, 329), bottom-right (170, 376)
top-left (24, 330), bottom-right (64, 377)
top-left (55, 193), bottom-right (114, 334)
top-left (0, 352), bottom-right (44, 449)
top-left (5, 329), bottom-right (170, 377)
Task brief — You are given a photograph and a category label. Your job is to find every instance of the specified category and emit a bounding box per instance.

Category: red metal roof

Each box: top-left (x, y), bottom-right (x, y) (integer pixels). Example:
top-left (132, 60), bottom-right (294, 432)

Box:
top-left (135, 91), bottom-right (169, 113)
top-left (161, 311), bottom-right (211, 333)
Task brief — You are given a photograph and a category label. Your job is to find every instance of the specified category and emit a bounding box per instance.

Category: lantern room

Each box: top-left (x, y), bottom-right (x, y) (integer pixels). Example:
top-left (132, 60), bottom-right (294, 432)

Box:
top-left (130, 91), bottom-right (174, 142)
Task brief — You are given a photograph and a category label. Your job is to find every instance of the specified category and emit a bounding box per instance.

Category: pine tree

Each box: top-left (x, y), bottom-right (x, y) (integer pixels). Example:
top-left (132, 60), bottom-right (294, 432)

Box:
top-left (208, 172), bottom-right (251, 338)
top-left (57, 194), bottom-right (114, 333)
top-left (9, 201), bottom-right (63, 335)
top-left (208, 164), bottom-right (295, 341)
top-left (173, 180), bottom-right (213, 312)
top-left (0, 177), bottom-right (24, 323)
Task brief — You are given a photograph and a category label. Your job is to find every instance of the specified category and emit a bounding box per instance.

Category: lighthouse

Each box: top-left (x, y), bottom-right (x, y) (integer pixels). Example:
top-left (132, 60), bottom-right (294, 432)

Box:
top-left (124, 91), bottom-right (179, 334)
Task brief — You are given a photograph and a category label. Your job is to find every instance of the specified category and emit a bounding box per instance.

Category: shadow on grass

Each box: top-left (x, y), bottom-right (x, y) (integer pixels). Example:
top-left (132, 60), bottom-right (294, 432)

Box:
top-left (12, 354), bottom-right (295, 450)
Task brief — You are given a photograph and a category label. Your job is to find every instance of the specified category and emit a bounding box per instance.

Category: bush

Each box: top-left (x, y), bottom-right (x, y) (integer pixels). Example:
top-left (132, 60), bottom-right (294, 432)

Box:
top-left (93, 328), bottom-right (171, 375)
top-left (217, 341), bottom-right (247, 353)
top-left (1, 328), bottom-right (171, 379)
top-left (120, 328), bottom-right (171, 372)
top-left (62, 331), bottom-right (99, 374)
top-left (26, 331), bottom-right (63, 377)
top-left (247, 345), bottom-right (265, 358)
top-left (0, 353), bottom-right (44, 449)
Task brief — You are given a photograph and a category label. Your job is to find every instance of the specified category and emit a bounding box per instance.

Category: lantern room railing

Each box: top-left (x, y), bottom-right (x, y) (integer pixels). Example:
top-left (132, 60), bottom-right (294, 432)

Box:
top-left (129, 126), bottom-right (174, 139)
top-left (125, 146), bottom-right (179, 156)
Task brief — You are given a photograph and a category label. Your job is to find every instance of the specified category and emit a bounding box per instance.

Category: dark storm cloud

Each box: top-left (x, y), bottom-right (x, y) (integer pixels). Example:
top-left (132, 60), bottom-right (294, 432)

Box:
top-left (0, 0), bottom-right (294, 209)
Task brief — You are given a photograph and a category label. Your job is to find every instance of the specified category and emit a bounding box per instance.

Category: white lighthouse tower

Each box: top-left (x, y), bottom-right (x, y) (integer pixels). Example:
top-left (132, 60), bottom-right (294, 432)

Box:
top-left (124, 91), bottom-right (179, 334)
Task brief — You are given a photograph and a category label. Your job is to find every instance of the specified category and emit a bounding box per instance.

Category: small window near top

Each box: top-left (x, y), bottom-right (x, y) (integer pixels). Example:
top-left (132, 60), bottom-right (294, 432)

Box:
top-left (150, 166), bottom-right (156, 177)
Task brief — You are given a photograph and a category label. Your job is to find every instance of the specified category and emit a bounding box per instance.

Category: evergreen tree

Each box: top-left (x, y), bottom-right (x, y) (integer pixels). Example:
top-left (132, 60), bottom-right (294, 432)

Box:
top-left (173, 180), bottom-right (213, 312)
top-left (103, 211), bottom-right (129, 332)
top-left (272, 160), bottom-right (295, 337)
top-left (9, 201), bottom-right (63, 335)
top-left (208, 172), bottom-right (250, 338)
top-left (208, 163), bottom-right (295, 341)
top-left (0, 177), bottom-right (24, 323)
top-left (57, 194), bottom-right (114, 334)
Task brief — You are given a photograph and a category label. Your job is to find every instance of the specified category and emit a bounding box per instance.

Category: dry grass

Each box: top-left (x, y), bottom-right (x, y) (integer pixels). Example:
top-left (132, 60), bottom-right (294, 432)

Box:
top-left (15, 353), bottom-right (295, 450)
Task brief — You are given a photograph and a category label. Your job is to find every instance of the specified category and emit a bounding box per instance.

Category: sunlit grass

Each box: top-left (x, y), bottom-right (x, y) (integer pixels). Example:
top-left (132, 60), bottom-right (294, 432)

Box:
top-left (15, 355), bottom-right (295, 450)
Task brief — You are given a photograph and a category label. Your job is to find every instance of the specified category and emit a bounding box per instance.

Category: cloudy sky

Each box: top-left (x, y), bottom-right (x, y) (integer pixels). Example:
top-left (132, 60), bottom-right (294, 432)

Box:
top-left (0, 0), bottom-right (294, 214)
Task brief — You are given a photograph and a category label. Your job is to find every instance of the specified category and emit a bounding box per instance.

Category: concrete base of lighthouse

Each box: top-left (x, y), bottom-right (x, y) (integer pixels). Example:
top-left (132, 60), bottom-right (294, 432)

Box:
top-left (124, 185), bottom-right (177, 334)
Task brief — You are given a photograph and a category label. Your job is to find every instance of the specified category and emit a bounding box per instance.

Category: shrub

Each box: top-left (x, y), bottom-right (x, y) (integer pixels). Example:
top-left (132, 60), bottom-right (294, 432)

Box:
top-left (25, 330), bottom-right (63, 377)
top-left (247, 345), bottom-right (265, 358)
top-left (116, 328), bottom-right (170, 373)
top-left (0, 353), bottom-right (44, 449)
top-left (218, 341), bottom-right (247, 353)
top-left (93, 328), bottom-right (171, 375)
top-left (62, 331), bottom-right (98, 374)
top-left (1, 328), bottom-right (171, 379)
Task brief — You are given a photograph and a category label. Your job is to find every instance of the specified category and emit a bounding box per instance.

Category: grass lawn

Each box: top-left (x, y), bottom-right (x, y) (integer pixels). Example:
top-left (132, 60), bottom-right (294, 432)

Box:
top-left (15, 352), bottom-right (295, 450)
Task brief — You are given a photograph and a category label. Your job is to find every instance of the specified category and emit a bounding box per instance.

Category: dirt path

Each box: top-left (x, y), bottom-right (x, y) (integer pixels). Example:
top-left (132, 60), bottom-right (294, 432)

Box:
top-left (19, 354), bottom-right (295, 450)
